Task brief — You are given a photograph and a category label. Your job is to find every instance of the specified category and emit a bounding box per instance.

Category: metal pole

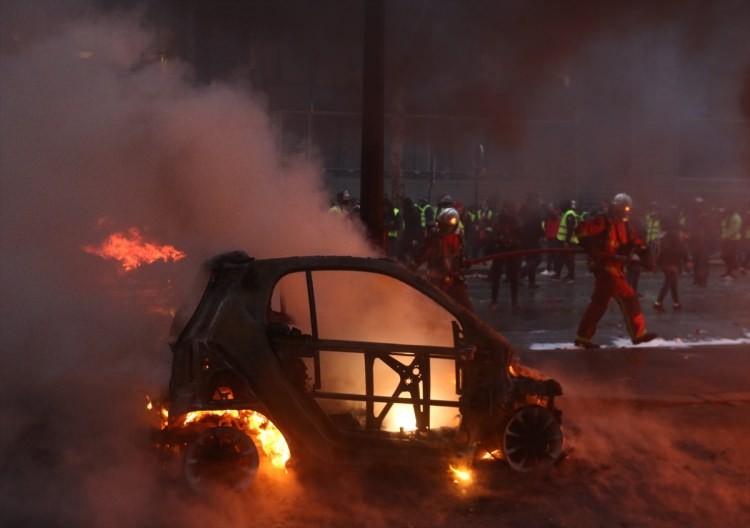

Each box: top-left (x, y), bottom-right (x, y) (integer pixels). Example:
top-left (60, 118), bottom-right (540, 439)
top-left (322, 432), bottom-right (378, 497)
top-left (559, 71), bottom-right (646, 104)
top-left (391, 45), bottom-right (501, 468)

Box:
top-left (360, 0), bottom-right (385, 249)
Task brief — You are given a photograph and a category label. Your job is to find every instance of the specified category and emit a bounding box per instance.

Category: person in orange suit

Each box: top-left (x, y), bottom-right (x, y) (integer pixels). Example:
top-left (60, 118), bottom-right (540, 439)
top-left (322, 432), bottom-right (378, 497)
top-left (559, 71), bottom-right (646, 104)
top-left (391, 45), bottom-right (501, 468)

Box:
top-left (574, 193), bottom-right (658, 349)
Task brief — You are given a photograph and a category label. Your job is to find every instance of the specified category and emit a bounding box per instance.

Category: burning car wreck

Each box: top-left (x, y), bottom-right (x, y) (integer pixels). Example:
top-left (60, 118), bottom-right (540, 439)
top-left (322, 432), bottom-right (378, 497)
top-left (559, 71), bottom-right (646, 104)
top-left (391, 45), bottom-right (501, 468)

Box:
top-left (152, 251), bottom-right (564, 492)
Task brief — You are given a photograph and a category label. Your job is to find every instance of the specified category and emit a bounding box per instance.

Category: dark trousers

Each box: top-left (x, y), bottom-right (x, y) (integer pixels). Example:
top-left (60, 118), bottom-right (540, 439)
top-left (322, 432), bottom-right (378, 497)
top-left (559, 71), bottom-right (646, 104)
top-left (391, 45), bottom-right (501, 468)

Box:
top-left (524, 254), bottom-right (541, 286)
top-left (545, 239), bottom-right (559, 271)
top-left (490, 256), bottom-right (520, 306)
top-left (691, 244), bottom-right (709, 286)
top-left (626, 262), bottom-right (641, 293)
top-left (657, 267), bottom-right (680, 304)
top-left (555, 243), bottom-right (576, 278)
top-left (721, 240), bottom-right (740, 276)
top-left (387, 236), bottom-right (399, 259)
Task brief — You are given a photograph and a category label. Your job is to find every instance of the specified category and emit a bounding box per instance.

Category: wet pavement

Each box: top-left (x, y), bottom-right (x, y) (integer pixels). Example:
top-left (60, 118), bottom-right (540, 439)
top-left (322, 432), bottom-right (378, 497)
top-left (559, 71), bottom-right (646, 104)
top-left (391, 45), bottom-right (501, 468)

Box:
top-left (466, 258), bottom-right (750, 405)
top-left (466, 256), bottom-right (750, 352)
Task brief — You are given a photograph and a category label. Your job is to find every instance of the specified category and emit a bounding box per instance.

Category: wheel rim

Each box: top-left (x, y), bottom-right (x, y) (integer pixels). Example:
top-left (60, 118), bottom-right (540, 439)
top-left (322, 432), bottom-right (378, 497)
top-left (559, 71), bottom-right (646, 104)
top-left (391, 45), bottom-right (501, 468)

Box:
top-left (502, 405), bottom-right (563, 472)
top-left (184, 426), bottom-right (260, 491)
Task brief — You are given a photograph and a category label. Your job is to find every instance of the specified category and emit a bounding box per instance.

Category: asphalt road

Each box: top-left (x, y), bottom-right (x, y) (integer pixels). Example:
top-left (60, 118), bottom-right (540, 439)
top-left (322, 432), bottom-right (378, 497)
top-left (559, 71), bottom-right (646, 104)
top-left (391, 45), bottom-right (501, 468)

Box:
top-left (466, 258), bottom-right (750, 405)
top-left (467, 258), bottom-right (750, 349)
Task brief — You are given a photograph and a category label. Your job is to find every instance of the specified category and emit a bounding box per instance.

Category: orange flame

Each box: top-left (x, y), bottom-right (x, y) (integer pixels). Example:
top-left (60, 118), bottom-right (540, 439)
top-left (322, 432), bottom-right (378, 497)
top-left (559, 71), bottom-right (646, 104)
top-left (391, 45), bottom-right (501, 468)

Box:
top-left (145, 395), bottom-right (169, 430)
top-left (449, 464), bottom-right (473, 484)
top-left (181, 409), bottom-right (291, 470)
top-left (83, 227), bottom-right (185, 271)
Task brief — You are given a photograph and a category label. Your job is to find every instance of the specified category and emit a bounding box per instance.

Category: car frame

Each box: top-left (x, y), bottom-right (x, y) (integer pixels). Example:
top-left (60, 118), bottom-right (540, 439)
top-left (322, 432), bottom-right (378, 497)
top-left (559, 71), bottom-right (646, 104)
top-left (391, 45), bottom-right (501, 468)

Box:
top-left (154, 251), bottom-right (564, 491)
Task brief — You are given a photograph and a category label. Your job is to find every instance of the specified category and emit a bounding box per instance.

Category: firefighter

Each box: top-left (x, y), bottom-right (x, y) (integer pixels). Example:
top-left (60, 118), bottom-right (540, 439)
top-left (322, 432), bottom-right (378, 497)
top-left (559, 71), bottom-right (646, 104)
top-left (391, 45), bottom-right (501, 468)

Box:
top-left (573, 193), bottom-right (658, 349)
top-left (435, 193), bottom-right (465, 237)
top-left (435, 193), bottom-right (455, 217)
top-left (409, 207), bottom-right (473, 310)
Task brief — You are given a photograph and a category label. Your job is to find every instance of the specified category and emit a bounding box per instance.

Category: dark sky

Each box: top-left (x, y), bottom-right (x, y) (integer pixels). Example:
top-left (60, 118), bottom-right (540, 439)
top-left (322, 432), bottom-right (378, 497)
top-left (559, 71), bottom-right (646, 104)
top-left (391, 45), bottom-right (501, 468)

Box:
top-left (110, 1), bottom-right (750, 122)
top-left (139, 0), bottom-right (750, 201)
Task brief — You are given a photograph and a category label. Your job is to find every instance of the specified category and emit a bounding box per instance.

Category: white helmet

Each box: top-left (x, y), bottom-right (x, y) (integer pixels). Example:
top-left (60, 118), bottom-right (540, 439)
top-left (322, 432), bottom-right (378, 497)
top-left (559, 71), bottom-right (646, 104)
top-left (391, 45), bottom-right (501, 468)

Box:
top-left (436, 207), bottom-right (460, 233)
top-left (611, 193), bottom-right (633, 221)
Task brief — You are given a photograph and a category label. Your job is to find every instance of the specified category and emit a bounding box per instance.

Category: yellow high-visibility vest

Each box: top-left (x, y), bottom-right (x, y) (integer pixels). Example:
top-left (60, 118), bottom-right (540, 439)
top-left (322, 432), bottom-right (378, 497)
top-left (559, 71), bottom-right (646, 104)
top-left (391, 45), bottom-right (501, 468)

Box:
top-left (556, 209), bottom-right (579, 244)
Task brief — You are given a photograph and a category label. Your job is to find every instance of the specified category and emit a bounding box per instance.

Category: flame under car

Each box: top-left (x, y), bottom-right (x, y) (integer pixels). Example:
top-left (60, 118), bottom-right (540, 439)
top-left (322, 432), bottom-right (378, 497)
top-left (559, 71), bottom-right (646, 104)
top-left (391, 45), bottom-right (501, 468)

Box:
top-left (155, 251), bottom-right (564, 491)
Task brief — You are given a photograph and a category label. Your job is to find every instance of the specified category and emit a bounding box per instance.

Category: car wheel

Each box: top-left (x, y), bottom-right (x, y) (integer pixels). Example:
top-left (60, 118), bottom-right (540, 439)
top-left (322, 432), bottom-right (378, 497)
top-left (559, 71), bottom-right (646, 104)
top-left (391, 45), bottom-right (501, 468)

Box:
top-left (184, 426), bottom-right (260, 492)
top-left (502, 405), bottom-right (563, 472)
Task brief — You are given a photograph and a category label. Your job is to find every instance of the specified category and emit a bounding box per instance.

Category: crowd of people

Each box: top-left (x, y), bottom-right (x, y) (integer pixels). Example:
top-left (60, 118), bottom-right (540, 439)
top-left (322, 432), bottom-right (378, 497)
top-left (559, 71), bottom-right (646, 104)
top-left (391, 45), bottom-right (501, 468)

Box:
top-left (330, 188), bottom-right (750, 348)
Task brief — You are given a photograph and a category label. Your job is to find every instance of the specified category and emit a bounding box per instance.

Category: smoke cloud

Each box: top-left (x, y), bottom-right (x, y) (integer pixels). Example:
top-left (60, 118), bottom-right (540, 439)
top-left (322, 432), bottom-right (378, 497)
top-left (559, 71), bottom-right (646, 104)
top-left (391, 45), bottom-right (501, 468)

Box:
top-left (387, 0), bottom-right (750, 205)
top-left (1, 2), bottom-right (748, 528)
top-left (0, 2), bottom-right (374, 527)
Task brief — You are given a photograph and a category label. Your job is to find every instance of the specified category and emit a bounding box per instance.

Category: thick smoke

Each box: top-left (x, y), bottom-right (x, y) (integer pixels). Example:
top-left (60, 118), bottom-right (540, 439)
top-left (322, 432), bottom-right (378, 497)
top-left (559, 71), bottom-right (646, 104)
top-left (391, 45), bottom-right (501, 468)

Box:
top-left (388, 0), bottom-right (750, 204)
top-left (2, 3), bottom-right (749, 528)
top-left (0, 3), bottom-right (374, 527)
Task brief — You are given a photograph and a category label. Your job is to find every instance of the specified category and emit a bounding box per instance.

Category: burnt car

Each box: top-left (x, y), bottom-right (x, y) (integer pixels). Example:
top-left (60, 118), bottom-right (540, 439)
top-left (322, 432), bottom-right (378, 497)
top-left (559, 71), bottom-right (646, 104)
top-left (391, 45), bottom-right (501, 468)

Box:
top-left (154, 251), bottom-right (563, 491)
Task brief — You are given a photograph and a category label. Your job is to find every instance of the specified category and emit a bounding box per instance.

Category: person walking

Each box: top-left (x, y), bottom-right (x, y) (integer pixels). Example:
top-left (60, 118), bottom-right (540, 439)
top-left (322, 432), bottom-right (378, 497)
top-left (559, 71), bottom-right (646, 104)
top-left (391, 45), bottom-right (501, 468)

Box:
top-left (518, 192), bottom-right (546, 289)
top-left (397, 197), bottom-right (424, 264)
top-left (684, 197), bottom-right (712, 287)
top-left (653, 214), bottom-right (690, 312)
top-left (573, 193), bottom-right (658, 349)
top-left (719, 204), bottom-right (743, 280)
top-left (488, 200), bottom-right (522, 311)
top-left (553, 199), bottom-right (579, 283)
top-left (475, 199), bottom-right (495, 257)
top-left (541, 201), bottom-right (561, 275)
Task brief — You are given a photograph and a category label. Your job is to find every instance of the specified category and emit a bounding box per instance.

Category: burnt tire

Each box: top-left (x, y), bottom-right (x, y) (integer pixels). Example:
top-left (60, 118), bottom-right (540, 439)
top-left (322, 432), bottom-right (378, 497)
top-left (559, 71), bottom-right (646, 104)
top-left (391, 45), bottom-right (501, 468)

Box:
top-left (184, 426), bottom-right (259, 492)
top-left (502, 405), bottom-right (563, 472)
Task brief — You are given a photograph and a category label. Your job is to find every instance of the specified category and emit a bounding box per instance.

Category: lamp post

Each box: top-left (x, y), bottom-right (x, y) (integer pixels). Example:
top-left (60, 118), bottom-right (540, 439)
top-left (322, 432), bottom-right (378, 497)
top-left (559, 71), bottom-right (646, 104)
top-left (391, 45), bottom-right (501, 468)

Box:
top-left (360, 0), bottom-right (385, 249)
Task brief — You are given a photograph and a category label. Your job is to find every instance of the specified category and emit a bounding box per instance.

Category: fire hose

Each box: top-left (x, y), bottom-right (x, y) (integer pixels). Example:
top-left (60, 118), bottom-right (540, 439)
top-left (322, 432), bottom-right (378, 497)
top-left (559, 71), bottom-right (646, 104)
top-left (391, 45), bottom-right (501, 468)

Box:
top-left (468, 247), bottom-right (644, 269)
top-left (467, 247), bottom-right (585, 267)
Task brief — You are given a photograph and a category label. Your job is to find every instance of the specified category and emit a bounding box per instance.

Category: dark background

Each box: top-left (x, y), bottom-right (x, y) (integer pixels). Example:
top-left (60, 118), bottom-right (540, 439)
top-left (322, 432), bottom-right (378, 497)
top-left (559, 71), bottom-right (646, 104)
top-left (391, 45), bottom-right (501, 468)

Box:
top-left (79, 0), bottom-right (750, 210)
